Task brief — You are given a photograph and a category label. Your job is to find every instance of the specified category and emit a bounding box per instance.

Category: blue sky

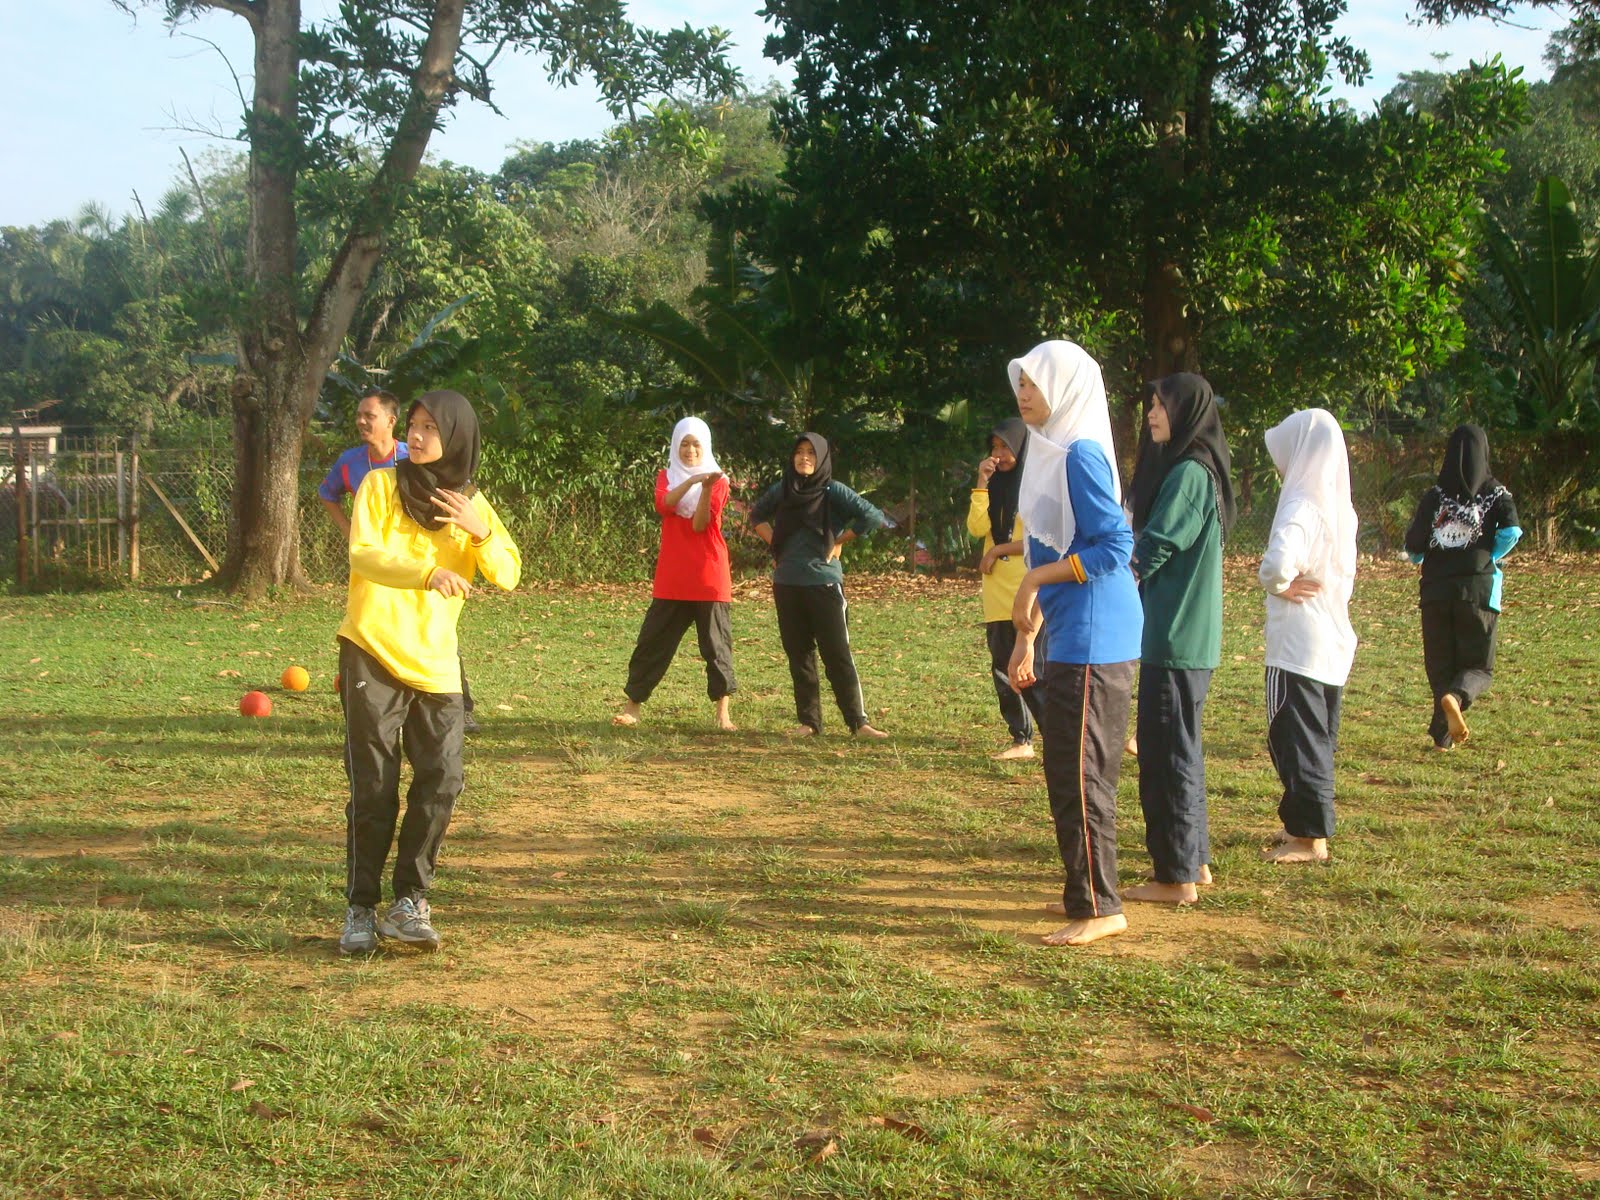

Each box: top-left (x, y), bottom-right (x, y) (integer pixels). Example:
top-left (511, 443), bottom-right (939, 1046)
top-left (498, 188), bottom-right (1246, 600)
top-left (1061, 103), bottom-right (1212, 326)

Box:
top-left (0, 0), bottom-right (1570, 228)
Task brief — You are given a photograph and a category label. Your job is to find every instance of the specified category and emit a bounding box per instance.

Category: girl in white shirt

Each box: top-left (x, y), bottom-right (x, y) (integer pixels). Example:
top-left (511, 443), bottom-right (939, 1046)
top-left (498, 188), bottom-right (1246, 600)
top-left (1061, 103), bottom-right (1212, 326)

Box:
top-left (1257, 409), bottom-right (1358, 865)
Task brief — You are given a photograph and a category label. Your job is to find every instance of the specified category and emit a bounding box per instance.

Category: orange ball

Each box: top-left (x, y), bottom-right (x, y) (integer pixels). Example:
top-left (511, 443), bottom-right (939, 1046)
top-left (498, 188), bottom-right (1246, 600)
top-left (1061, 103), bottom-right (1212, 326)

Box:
top-left (239, 691), bottom-right (273, 718)
top-left (281, 665), bottom-right (310, 692)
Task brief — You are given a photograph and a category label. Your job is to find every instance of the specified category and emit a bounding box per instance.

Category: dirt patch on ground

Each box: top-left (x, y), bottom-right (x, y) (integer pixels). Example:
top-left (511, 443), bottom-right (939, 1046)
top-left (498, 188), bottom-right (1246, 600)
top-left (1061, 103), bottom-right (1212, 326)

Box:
top-left (1513, 891), bottom-right (1600, 932)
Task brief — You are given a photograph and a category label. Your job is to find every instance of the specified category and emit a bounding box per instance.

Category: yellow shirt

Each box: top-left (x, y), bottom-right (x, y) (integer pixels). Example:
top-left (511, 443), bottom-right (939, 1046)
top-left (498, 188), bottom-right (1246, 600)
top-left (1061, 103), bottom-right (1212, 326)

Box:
top-left (337, 469), bottom-right (522, 693)
top-left (967, 489), bottom-right (1028, 623)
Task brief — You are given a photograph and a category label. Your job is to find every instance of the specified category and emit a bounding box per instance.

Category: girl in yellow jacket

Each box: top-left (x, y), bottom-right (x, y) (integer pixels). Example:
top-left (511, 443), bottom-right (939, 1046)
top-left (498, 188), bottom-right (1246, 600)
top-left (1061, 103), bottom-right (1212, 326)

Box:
top-left (967, 418), bottom-right (1045, 760)
top-left (336, 390), bottom-right (521, 955)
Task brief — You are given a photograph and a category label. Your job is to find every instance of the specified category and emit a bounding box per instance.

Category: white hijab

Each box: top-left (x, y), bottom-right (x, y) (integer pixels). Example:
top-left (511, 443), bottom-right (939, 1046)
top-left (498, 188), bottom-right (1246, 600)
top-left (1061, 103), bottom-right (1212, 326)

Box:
top-left (666, 416), bottom-right (719, 519)
top-left (1008, 340), bottom-right (1122, 558)
top-left (1265, 409), bottom-right (1358, 580)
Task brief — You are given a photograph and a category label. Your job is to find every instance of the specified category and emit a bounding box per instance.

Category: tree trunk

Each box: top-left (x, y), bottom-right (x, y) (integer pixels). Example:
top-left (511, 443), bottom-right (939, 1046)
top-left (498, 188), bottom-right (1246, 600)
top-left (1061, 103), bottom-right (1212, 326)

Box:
top-left (211, 0), bottom-right (467, 597)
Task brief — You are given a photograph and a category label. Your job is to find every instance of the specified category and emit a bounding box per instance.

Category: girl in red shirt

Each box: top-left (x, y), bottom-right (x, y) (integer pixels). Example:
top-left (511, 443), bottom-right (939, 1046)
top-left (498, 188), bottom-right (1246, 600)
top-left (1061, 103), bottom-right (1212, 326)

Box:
top-left (614, 418), bottom-right (738, 730)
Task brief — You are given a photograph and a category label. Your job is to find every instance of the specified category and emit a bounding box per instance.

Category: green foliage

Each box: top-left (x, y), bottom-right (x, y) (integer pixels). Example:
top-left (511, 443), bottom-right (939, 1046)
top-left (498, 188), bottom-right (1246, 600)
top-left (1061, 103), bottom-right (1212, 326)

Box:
top-left (728, 0), bottom-right (1526, 459)
top-left (1478, 175), bottom-right (1600, 432)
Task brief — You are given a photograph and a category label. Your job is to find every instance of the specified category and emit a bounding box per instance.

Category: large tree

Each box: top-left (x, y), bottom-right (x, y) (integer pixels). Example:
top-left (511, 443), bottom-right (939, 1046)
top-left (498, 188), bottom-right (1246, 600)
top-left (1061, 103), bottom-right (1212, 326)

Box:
top-left (118, 0), bottom-right (736, 595)
top-left (727, 0), bottom-right (1524, 454)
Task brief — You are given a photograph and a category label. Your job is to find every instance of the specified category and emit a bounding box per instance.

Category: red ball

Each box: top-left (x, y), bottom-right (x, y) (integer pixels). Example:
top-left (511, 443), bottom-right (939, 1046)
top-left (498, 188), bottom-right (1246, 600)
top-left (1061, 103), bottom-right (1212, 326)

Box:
top-left (239, 690), bottom-right (273, 718)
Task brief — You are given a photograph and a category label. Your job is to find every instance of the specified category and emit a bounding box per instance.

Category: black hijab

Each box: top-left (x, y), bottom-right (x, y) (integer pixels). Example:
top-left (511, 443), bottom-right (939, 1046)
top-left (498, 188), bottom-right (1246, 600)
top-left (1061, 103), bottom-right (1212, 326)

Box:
top-left (772, 433), bottom-right (833, 556)
top-left (1128, 372), bottom-right (1237, 538)
top-left (394, 390), bottom-right (480, 531)
top-left (1437, 424), bottom-right (1493, 501)
top-left (986, 418), bottom-right (1028, 544)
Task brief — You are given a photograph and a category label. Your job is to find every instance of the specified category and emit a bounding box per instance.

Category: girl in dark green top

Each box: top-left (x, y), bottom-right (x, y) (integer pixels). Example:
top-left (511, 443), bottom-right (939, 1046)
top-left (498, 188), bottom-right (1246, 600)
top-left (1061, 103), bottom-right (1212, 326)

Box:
top-left (750, 433), bottom-right (891, 737)
top-left (1123, 374), bottom-right (1235, 905)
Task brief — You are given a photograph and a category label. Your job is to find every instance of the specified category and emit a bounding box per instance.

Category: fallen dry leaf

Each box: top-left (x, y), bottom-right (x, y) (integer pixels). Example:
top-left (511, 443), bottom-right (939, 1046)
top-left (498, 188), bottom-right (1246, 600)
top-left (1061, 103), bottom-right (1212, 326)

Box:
top-left (871, 1115), bottom-right (931, 1142)
top-left (251, 1040), bottom-right (290, 1055)
top-left (795, 1130), bottom-right (839, 1164)
top-left (246, 1100), bottom-right (282, 1120)
top-left (218, 669), bottom-right (241, 678)
top-left (229, 1078), bottom-right (255, 1092)
top-left (1165, 1102), bottom-right (1216, 1123)
top-left (692, 1126), bottom-right (720, 1147)
top-left (48, 1030), bottom-right (79, 1041)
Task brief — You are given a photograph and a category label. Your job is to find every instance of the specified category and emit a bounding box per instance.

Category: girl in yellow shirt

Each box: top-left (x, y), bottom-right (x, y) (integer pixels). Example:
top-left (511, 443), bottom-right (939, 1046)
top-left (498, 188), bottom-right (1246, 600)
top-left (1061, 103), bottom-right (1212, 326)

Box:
top-left (336, 390), bottom-right (522, 955)
top-left (966, 418), bottom-right (1045, 760)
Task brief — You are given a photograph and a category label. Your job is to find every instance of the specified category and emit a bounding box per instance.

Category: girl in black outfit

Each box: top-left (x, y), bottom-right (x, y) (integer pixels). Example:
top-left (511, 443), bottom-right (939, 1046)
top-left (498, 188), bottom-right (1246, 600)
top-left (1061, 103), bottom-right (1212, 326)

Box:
top-left (1403, 425), bottom-right (1523, 750)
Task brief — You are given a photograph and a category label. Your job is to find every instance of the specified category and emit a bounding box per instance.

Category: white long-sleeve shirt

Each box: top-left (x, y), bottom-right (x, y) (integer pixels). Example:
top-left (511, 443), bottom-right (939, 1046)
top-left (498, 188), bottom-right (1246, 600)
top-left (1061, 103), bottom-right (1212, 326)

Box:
top-left (1258, 499), bottom-right (1356, 687)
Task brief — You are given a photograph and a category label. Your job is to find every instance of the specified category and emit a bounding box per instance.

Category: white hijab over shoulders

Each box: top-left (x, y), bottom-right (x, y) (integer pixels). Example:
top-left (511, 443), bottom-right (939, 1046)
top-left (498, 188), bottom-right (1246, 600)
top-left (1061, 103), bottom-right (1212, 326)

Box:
top-left (1260, 408), bottom-right (1358, 686)
top-left (1008, 340), bottom-right (1121, 559)
top-left (666, 417), bottom-right (720, 519)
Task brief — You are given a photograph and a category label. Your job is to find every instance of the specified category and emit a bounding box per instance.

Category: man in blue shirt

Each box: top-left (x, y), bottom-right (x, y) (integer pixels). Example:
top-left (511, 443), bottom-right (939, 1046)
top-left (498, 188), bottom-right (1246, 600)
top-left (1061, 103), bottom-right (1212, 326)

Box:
top-left (318, 388), bottom-right (408, 539)
top-left (320, 388), bottom-right (480, 732)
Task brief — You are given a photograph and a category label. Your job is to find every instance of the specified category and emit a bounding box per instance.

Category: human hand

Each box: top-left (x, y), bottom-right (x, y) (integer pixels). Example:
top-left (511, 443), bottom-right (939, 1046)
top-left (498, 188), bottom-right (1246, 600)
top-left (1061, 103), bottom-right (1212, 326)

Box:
top-left (430, 489), bottom-right (489, 540)
top-left (980, 547), bottom-right (1001, 575)
top-left (976, 457), bottom-right (997, 487)
top-left (1008, 634), bottom-right (1037, 690)
top-left (827, 540), bottom-right (845, 562)
top-left (429, 568), bottom-right (473, 599)
top-left (696, 471), bottom-right (723, 485)
top-left (1281, 575), bottom-right (1322, 604)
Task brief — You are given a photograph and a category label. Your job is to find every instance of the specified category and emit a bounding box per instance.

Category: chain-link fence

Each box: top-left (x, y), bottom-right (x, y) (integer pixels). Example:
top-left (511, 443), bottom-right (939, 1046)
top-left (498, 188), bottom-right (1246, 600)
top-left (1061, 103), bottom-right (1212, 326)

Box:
top-left (3, 426), bottom-right (1591, 589)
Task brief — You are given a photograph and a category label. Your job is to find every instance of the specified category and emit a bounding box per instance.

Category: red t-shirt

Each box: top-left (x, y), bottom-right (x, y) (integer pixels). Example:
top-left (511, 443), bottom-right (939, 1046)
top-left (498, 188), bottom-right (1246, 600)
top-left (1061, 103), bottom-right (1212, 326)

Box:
top-left (652, 470), bottom-right (732, 602)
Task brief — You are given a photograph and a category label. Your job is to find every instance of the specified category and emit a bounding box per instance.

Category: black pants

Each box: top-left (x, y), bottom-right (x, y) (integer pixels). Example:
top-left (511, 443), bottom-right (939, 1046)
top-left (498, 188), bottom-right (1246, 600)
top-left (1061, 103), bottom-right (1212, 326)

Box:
top-left (339, 638), bottom-right (464, 910)
top-left (1420, 597), bottom-right (1496, 746)
top-left (1042, 659), bottom-right (1136, 919)
top-left (986, 620), bottom-right (1048, 743)
top-left (624, 598), bottom-right (737, 703)
top-left (1266, 666), bottom-right (1340, 840)
top-left (1137, 665), bottom-right (1212, 884)
top-left (773, 582), bottom-right (867, 732)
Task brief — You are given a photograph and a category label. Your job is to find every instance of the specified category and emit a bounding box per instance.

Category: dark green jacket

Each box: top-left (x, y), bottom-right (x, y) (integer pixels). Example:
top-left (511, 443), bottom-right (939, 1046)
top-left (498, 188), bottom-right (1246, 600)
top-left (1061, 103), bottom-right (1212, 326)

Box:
top-left (749, 480), bottom-right (888, 586)
top-left (1130, 460), bottom-right (1223, 670)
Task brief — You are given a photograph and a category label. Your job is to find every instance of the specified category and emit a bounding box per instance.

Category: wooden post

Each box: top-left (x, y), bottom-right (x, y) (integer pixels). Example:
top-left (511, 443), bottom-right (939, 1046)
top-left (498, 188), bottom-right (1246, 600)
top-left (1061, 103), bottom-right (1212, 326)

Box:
top-left (129, 432), bottom-right (140, 581)
top-left (145, 473), bottom-right (220, 575)
top-left (117, 445), bottom-right (127, 570)
top-left (27, 432), bottom-right (39, 581)
top-left (907, 474), bottom-right (917, 574)
top-left (10, 419), bottom-right (25, 589)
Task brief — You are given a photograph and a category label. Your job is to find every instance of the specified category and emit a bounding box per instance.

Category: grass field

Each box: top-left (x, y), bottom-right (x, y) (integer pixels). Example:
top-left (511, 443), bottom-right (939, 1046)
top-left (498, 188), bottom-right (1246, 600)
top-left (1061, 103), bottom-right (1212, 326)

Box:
top-left (1, 559), bottom-right (1598, 1199)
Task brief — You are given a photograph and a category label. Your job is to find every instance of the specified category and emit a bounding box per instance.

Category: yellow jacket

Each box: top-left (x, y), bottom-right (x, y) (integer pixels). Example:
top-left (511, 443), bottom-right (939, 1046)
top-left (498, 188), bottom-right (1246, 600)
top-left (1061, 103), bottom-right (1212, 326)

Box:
top-left (337, 469), bottom-right (522, 692)
top-left (966, 489), bottom-right (1028, 623)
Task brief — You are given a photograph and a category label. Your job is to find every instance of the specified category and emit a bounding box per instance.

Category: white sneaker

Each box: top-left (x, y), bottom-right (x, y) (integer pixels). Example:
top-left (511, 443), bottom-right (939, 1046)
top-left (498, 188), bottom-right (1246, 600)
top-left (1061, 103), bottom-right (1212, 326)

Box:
top-left (377, 897), bottom-right (441, 949)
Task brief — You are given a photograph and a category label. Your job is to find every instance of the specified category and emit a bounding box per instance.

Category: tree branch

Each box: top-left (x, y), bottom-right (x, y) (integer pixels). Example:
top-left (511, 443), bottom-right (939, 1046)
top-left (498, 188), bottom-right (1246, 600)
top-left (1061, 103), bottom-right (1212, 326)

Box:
top-left (186, 0), bottom-right (261, 31)
top-left (300, 0), bottom-right (467, 411)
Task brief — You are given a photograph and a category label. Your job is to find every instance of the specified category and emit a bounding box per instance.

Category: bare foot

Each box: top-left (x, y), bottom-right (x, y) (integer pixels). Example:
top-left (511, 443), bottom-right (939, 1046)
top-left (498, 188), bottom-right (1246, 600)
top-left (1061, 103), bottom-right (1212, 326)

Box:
top-left (1262, 837), bottom-right (1329, 864)
top-left (1199, 864), bottom-right (1214, 885)
top-left (854, 723), bottom-right (890, 740)
top-left (1123, 881), bottom-right (1198, 905)
top-left (789, 724), bottom-right (818, 737)
top-left (1043, 900), bottom-right (1066, 916)
top-left (1440, 693), bottom-right (1469, 744)
top-left (1430, 739), bottom-right (1454, 752)
top-left (714, 697), bottom-right (737, 732)
top-left (1124, 736), bottom-right (1139, 757)
top-left (612, 701), bottom-right (642, 727)
top-left (1042, 914), bottom-right (1128, 946)
top-left (994, 741), bottom-right (1034, 761)
top-left (1270, 826), bottom-right (1294, 845)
